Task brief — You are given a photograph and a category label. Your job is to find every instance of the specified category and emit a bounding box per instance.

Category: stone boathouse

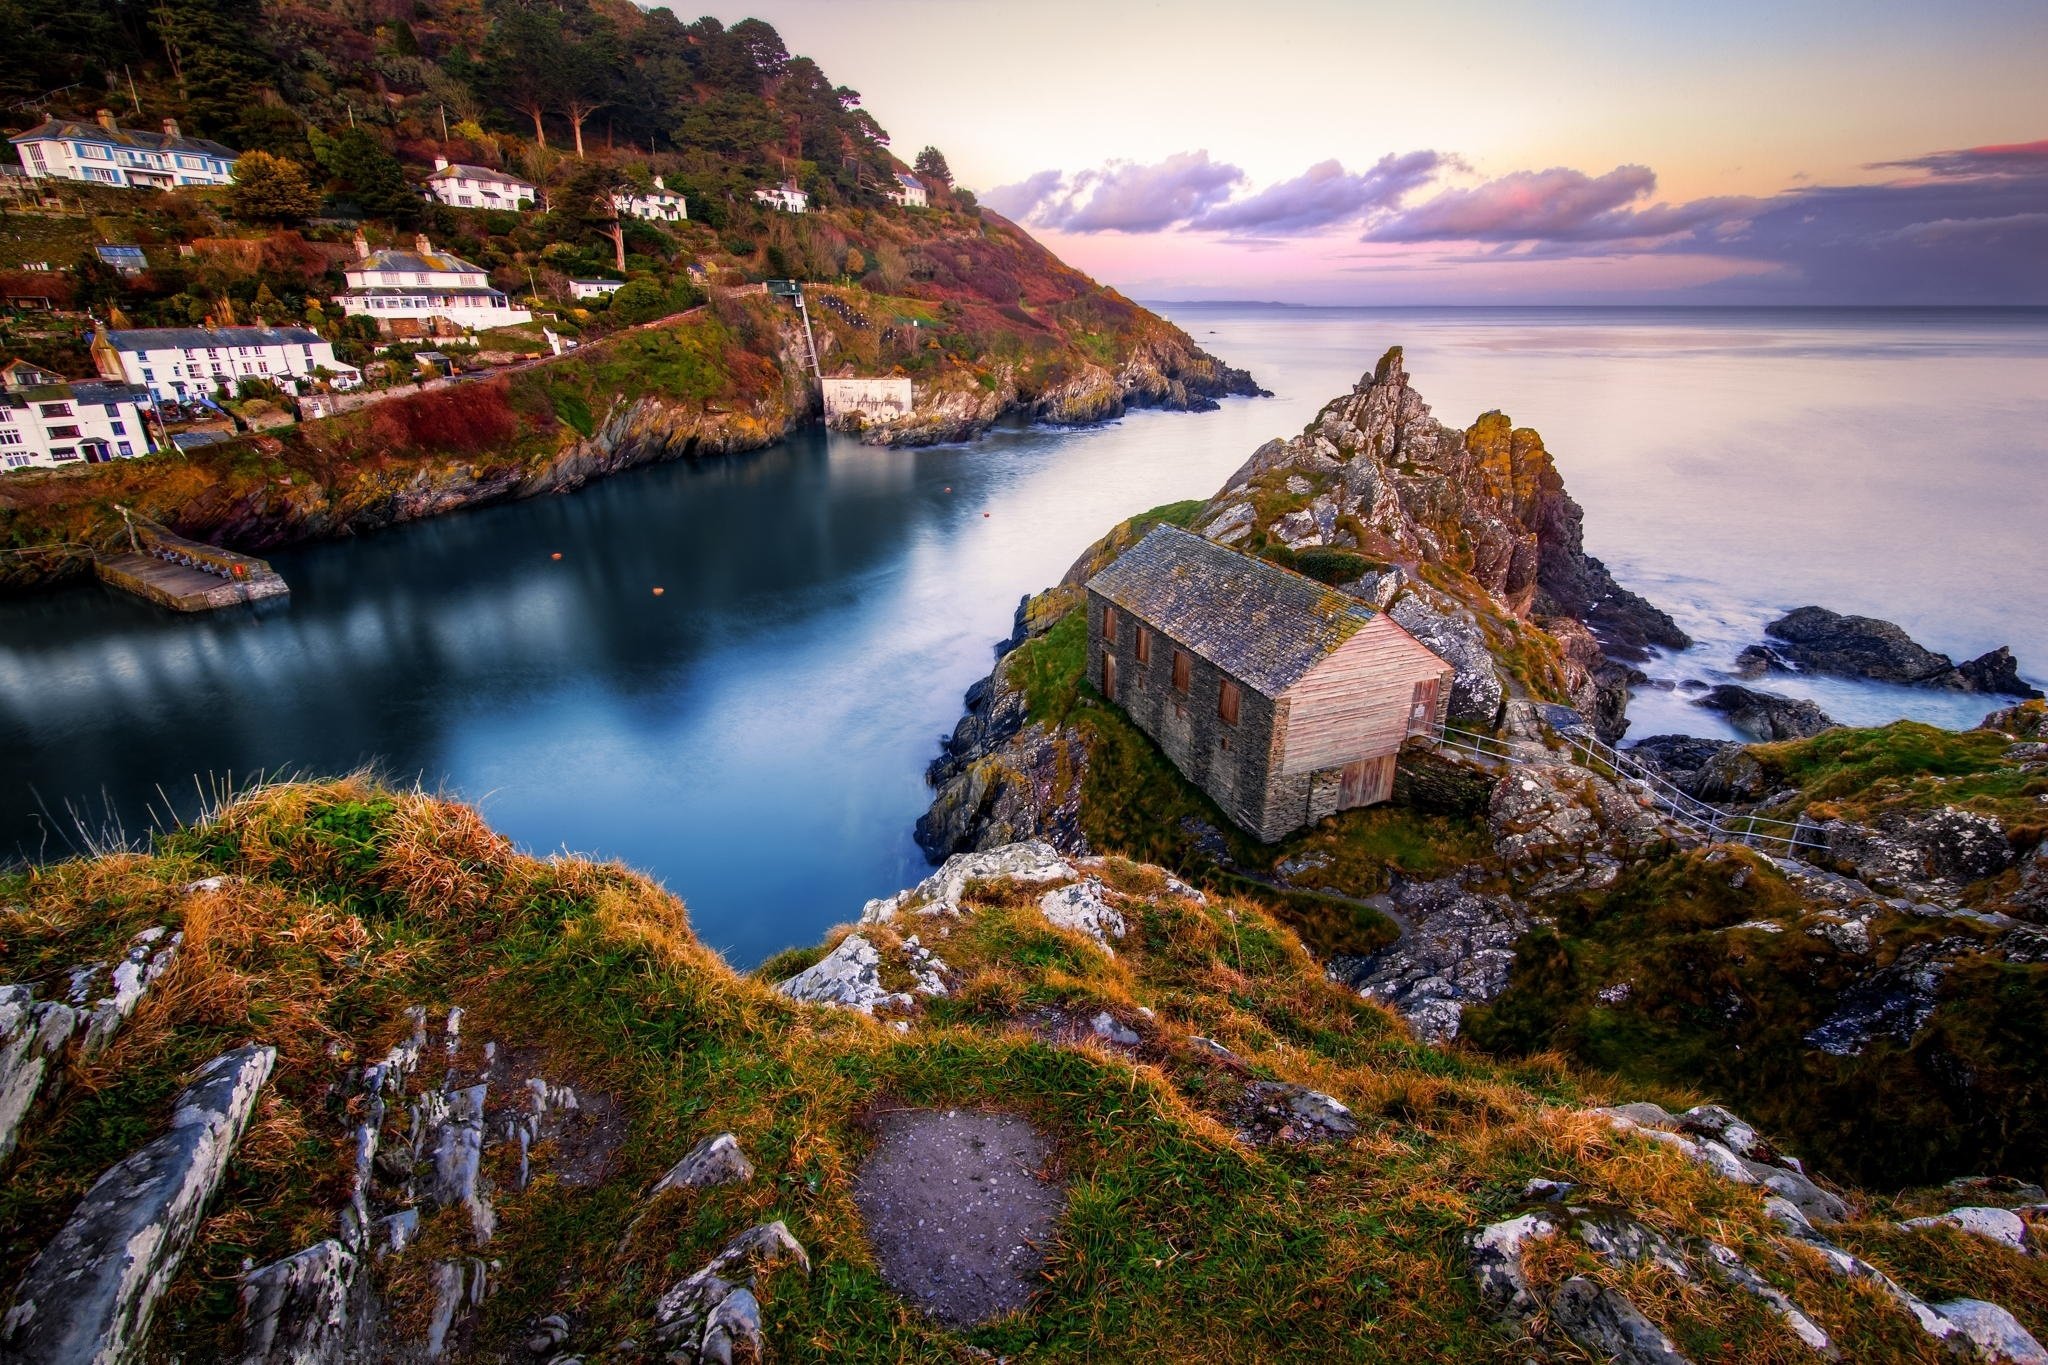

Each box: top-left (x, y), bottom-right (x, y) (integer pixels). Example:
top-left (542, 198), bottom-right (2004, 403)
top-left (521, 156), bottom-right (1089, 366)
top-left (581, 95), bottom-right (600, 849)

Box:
top-left (1086, 525), bottom-right (1454, 841)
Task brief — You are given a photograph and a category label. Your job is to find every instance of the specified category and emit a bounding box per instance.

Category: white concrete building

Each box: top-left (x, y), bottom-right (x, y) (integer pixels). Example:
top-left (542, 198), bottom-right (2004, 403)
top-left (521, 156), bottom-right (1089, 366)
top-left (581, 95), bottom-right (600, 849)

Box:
top-left (886, 173), bottom-right (927, 209)
top-left (822, 376), bottom-right (913, 423)
top-left (94, 326), bottom-right (361, 401)
top-left (0, 376), bottom-right (157, 472)
top-left (9, 112), bottom-right (237, 189)
top-left (614, 174), bottom-right (686, 222)
top-left (753, 183), bottom-right (809, 214)
top-left (336, 234), bottom-right (532, 333)
top-left (423, 159), bottom-right (536, 211)
top-left (569, 279), bottom-right (623, 301)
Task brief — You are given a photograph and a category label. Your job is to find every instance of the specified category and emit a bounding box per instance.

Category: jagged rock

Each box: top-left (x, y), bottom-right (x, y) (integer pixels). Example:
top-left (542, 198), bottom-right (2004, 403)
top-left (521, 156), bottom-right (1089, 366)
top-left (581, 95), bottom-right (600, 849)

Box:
top-left (1902, 1206), bottom-right (2029, 1252)
top-left (1678, 1104), bottom-right (1759, 1158)
top-left (1037, 878), bottom-right (1126, 952)
top-left (652, 1134), bottom-right (754, 1195)
top-left (916, 657), bottom-right (1087, 860)
top-left (0, 1044), bottom-right (275, 1365)
top-left (1089, 1012), bottom-right (1140, 1047)
top-left (1733, 644), bottom-right (1790, 678)
top-left (1698, 1241), bottom-right (1831, 1353)
top-left (1624, 734), bottom-right (1746, 799)
top-left (426, 1083), bottom-right (496, 1243)
top-left (1333, 876), bottom-right (1532, 1043)
top-left (239, 1238), bottom-right (357, 1365)
top-left (697, 1287), bottom-right (762, 1365)
top-left (864, 841), bottom-right (1077, 922)
top-left (650, 1222), bottom-right (808, 1352)
top-left (899, 936), bottom-right (950, 997)
top-left (1470, 1212), bottom-right (1558, 1319)
top-left (774, 934), bottom-right (912, 1014)
top-left (1201, 502), bottom-right (1255, 546)
top-left (1930, 1299), bottom-right (2048, 1363)
top-left (81, 926), bottom-right (182, 1058)
top-left (1389, 596), bottom-right (1505, 727)
top-left (424, 1257), bottom-right (490, 1360)
top-left (1764, 606), bottom-right (2041, 696)
top-left (1814, 807), bottom-right (2014, 891)
top-left (1805, 940), bottom-right (1958, 1056)
top-left (1979, 702), bottom-right (2047, 739)
top-left (1242, 1081), bottom-right (1357, 1142)
top-left (1549, 1275), bottom-right (1691, 1364)
top-left (1693, 684), bottom-right (1837, 741)
top-left (1488, 762), bottom-right (1659, 875)
top-left (0, 984), bottom-right (79, 1164)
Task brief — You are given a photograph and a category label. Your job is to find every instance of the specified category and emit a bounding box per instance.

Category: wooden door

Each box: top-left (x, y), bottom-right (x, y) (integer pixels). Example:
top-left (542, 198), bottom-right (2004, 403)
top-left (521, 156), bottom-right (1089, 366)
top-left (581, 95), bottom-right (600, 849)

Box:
top-left (1102, 652), bottom-right (1118, 703)
top-left (1337, 755), bottom-right (1396, 809)
top-left (1408, 676), bottom-right (1440, 734)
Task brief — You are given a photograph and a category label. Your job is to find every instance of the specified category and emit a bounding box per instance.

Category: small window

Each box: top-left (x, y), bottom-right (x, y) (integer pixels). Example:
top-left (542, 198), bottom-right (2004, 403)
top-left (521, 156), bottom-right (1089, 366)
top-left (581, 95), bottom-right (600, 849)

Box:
top-left (1134, 627), bottom-right (1150, 664)
top-left (1218, 679), bottom-right (1241, 726)
top-left (1102, 605), bottom-right (1118, 644)
top-left (1172, 649), bottom-right (1191, 694)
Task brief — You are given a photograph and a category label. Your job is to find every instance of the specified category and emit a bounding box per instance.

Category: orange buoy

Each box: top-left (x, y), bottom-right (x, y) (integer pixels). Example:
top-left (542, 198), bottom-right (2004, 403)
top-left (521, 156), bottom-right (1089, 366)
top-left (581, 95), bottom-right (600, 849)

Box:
top-left (982, 512), bottom-right (990, 518)
top-left (652, 586), bottom-right (666, 596)
top-left (550, 552), bottom-right (563, 561)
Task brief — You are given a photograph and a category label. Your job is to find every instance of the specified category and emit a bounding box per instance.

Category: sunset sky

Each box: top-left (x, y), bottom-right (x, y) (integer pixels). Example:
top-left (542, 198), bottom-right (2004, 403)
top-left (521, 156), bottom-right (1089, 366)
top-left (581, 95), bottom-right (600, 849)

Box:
top-left (733, 0), bottom-right (2048, 303)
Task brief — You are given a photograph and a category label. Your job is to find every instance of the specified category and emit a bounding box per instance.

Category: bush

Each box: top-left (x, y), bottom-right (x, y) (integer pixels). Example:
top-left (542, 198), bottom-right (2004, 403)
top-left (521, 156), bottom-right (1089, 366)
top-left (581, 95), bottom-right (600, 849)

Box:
top-left (607, 280), bottom-right (670, 326)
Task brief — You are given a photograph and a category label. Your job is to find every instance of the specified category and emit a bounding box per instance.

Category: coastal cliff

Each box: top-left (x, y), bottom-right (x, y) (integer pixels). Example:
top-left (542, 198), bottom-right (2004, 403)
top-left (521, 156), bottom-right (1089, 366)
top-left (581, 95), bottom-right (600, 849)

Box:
top-left (4, 777), bottom-right (2046, 1362)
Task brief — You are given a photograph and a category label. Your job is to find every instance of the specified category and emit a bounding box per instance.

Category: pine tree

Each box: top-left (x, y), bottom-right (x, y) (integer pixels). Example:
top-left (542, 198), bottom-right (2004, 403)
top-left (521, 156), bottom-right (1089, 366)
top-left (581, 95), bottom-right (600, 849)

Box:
top-left (227, 151), bottom-right (322, 223)
top-left (914, 146), bottom-right (953, 187)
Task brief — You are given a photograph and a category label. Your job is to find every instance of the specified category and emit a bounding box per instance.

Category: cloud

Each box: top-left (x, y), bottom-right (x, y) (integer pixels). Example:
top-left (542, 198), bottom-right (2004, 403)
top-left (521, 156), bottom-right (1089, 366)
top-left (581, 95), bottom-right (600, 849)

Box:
top-left (1363, 164), bottom-right (1756, 244)
top-left (984, 152), bottom-right (1245, 233)
top-left (1869, 139), bottom-right (2048, 178)
top-left (1189, 152), bottom-right (1456, 235)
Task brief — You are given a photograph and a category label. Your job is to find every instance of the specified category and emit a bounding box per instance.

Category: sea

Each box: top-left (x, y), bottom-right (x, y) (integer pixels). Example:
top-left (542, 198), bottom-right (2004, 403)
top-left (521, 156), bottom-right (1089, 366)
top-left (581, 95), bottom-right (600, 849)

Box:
top-left (2, 305), bottom-right (2043, 964)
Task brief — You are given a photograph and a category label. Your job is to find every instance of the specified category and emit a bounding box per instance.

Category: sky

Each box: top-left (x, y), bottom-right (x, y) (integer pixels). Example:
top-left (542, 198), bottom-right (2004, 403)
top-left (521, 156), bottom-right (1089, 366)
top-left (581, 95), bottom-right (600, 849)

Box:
top-left (705, 0), bottom-right (2048, 305)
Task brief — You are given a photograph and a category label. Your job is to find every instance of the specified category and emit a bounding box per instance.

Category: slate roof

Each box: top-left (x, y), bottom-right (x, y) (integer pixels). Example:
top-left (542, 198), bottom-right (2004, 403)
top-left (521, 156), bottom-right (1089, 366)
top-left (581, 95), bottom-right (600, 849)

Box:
top-left (9, 117), bottom-right (237, 159)
top-left (1087, 524), bottom-right (1380, 698)
top-left (349, 248), bottom-right (487, 276)
top-left (102, 326), bottom-right (325, 350)
top-left (426, 163), bottom-right (534, 190)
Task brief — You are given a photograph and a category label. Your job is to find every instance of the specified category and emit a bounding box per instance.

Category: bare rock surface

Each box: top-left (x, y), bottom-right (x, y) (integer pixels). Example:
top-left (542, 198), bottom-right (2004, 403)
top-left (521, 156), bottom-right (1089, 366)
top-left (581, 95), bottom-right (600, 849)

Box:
top-left (1, 1043), bottom-right (275, 1365)
top-left (851, 1108), bottom-right (1064, 1325)
top-left (653, 1133), bottom-right (755, 1195)
top-left (1332, 875), bottom-right (1532, 1043)
top-left (774, 933), bottom-right (913, 1015)
top-left (1692, 684), bottom-right (1838, 741)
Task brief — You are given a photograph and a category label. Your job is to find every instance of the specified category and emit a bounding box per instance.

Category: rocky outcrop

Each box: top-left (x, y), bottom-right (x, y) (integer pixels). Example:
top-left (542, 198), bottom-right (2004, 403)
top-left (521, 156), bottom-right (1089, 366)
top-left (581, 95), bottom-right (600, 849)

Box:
top-left (0, 1044), bottom-right (275, 1365)
top-left (1762, 606), bottom-right (2042, 698)
top-left (1388, 595), bottom-right (1505, 727)
top-left (1332, 876), bottom-right (1533, 1043)
top-left (649, 1221), bottom-right (810, 1359)
top-left (1692, 683), bottom-right (1837, 740)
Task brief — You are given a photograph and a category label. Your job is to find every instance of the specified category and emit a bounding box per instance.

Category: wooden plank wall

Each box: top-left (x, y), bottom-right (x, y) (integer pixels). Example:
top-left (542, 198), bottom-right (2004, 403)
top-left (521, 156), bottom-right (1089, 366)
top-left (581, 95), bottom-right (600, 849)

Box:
top-left (1277, 616), bottom-right (1450, 776)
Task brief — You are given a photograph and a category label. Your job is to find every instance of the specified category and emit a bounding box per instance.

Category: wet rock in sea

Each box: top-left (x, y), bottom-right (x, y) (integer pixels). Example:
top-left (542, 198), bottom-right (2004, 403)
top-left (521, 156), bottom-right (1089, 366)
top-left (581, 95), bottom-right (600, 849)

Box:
top-left (0, 1044), bottom-right (275, 1365)
top-left (1333, 876), bottom-right (1531, 1043)
top-left (1733, 644), bottom-right (1790, 678)
top-left (1763, 605), bottom-right (2042, 697)
top-left (652, 1133), bottom-right (755, 1195)
top-left (1692, 684), bottom-right (1837, 741)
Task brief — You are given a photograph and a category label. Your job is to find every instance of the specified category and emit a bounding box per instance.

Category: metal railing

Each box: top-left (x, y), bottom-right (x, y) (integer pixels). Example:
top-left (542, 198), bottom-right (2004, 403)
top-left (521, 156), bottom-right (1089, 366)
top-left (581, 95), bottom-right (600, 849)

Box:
top-left (1423, 721), bottom-right (1828, 856)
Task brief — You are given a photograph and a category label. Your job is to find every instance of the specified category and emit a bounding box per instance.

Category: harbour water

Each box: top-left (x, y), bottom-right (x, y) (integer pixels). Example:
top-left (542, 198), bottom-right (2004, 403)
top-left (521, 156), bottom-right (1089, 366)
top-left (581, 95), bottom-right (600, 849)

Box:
top-left (2, 306), bottom-right (2043, 963)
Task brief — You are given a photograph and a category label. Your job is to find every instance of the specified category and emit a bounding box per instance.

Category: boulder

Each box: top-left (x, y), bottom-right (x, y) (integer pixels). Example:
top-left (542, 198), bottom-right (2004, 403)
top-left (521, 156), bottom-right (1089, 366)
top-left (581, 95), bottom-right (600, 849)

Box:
top-left (1036, 878), bottom-right (1127, 953)
top-left (1930, 1300), bottom-right (2048, 1363)
top-left (1979, 701), bottom-right (2047, 739)
top-left (774, 934), bottom-right (912, 1014)
top-left (1957, 647), bottom-right (2044, 699)
top-left (0, 985), bottom-right (78, 1165)
top-left (1389, 596), bottom-right (1505, 727)
top-left (652, 1133), bottom-right (755, 1195)
top-left (1816, 807), bottom-right (2014, 891)
top-left (864, 840), bottom-right (1076, 922)
top-left (1548, 1275), bottom-right (1691, 1365)
top-left (1902, 1206), bottom-right (2029, 1252)
top-left (1763, 606), bottom-right (2040, 696)
top-left (0, 1044), bottom-right (275, 1365)
top-left (1242, 1081), bottom-right (1358, 1142)
top-left (239, 1239), bottom-right (357, 1365)
top-left (1692, 684), bottom-right (1836, 741)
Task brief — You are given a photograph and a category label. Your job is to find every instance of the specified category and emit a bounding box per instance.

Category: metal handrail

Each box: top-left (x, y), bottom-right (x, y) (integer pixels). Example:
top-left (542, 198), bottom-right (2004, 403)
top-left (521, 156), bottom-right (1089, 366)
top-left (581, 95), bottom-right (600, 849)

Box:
top-left (1422, 721), bottom-right (1829, 855)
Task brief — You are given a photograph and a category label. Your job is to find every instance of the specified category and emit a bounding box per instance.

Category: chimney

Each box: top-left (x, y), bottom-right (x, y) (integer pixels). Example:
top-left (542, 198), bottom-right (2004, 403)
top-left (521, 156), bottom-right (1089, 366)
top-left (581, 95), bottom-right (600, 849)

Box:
top-left (653, 174), bottom-right (664, 190)
top-left (161, 118), bottom-right (180, 139)
top-left (96, 109), bottom-right (116, 132)
top-left (433, 157), bottom-right (449, 172)
top-left (352, 230), bottom-right (369, 259)
top-left (414, 234), bottom-right (432, 255)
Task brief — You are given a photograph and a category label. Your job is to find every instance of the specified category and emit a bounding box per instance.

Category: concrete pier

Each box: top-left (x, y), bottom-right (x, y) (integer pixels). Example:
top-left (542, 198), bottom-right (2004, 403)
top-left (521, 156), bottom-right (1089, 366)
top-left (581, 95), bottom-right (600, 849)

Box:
top-left (94, 523), bottom-right (289, 611)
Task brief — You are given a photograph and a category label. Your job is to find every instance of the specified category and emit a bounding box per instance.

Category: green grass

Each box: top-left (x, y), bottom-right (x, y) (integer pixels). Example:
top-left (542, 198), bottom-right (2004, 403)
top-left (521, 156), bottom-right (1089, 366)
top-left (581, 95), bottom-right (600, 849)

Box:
top-left (1748, 720), bottom-right (2048, 830)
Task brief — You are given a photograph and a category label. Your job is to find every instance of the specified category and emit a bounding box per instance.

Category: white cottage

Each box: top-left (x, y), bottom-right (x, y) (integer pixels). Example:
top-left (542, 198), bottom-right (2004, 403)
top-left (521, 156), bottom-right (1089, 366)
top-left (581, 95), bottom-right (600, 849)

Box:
top-left (614, 174), bottom-right (687, 222)
top-left (423, 159), bottom-right (536, 212)
top-left (93, 325), bottom-right (361, 401)
top-left (886, 173), bottom-right (928, 209)
top-left (0, 375), bottom-right (157, 472)
top-left (753, 183), bottom-right (809, 214)
top-left (9, 111), bottom-right (237, 189)
top-left (336, 234), bottom-right (533, 333)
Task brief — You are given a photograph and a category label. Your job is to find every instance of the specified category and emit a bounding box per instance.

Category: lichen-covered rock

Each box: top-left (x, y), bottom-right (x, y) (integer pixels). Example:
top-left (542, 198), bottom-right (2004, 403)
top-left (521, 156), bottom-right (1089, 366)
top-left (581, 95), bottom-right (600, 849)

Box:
top-left (1242, 1081), bottom-right (1358, 1143)
top-left (0, 985), bottom-right (78, 1165)
top-left (239, 1238), bottom-right (357, 1365)
top-left (0, 1044), bottom-right (275, 1365)
top-left (1548, 1276), bottom-right (1691, 1365)
top-left (1389, 596), bottom-right (1505, 728)
top-left (1930, 1299), bottom-right (2048, 1363)
top-left (1333, 876), bottom-right (1532, 1043)
top-left (650, 1221), bottom-right (809, 1357)
top-left (80, 926), bottom-right (181, 1059)
top-left (1036, 877), bottom-right (1127, 952)
top-left (865, 840), bottom-right (1078, 922)
top-left (774, 933), bottom-right (912, 1014)
top-left (1813, 806), bottom-right (2015, 893)
top-left (652, 1133), bottom-right (755, 1196)
top-left (1901, 1205), bottom-right (2029, 1252)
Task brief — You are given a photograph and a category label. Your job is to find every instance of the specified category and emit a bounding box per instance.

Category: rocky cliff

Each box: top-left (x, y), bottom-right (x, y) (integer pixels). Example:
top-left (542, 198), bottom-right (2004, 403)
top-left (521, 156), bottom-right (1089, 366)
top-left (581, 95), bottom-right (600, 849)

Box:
top-left (4, 779), bottom-right (2045, 1363)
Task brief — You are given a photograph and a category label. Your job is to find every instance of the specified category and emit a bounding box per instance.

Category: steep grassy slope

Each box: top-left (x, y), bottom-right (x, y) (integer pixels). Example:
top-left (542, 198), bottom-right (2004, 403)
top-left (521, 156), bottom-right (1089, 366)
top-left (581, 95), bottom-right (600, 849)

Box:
top-left (5, 778), bottom-right (2044, 1361)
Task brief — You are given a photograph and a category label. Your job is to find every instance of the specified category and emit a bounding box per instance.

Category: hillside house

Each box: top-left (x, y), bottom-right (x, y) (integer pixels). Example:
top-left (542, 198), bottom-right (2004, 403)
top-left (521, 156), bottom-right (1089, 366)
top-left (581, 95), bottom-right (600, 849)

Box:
top-left (569, 278), bottom-right (622, 301)
top-left (614, 175), bottom-right (687, 222)
top-left (753, 183), bottom-right (809, 214)
top-left (423, 159), bottom-right (536, 211)
top-left (886, 173), bottom-right (928, 209)
top-left (1, 375), bottom-right (156, 471)
top-left (336, 234), bottom-right (532, 334)
top-left (9, 112), bottom-right (237, 189)
top-left (1087, 525), bottom-right (1453, 841)
top-left (94, 326), bottom-right (361, 400)
top-left (94, 245), bottom-right (148, 276)
top-left (0, 359), bottom-right (63, 391)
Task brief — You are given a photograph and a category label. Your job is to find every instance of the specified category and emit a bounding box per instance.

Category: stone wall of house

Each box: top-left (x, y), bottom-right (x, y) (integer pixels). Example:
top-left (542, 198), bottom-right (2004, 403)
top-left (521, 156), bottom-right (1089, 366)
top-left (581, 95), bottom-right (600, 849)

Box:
top-left (1089, 590), bottom-right (1312, 841)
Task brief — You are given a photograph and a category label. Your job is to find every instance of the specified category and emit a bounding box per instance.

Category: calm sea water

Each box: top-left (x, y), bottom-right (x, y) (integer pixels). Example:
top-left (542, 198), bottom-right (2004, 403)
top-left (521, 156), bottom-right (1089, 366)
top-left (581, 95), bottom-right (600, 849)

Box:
top-left (2, 306), bottom-right (2043, 963)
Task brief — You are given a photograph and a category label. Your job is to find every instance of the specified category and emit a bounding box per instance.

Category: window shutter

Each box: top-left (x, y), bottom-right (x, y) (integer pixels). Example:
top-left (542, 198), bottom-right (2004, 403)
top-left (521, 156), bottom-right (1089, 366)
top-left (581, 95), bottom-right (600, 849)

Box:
top-left (1218, 680), bottom-right (1240, 726)
top-left (1103, 605), bottom-right (1118, 644)
top-left (1135, 627), bottom-right (1150, 664)
top-left (1172, 650), bottom-right (1190, 694)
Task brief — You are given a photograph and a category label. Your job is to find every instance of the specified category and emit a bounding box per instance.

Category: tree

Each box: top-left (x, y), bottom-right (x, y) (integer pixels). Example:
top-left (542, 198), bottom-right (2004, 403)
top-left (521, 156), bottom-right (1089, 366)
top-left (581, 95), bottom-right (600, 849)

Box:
top-left (914, 146), bottom-right (953, 187)
top-left (228, 151), bottom-right (322, 223)
top-left (564, 161), bottom-right (632, 271)
top-left (315, 128), bottom-right (421, 226)
top-left (479, 2), bottom-right (567, 146)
